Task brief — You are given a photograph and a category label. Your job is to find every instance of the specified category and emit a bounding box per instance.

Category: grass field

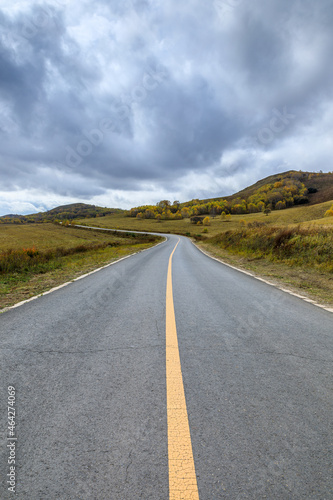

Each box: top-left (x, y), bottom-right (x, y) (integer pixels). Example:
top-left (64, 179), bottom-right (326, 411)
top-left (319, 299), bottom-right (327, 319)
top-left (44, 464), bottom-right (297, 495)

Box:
top-left (0, 224), bottom-right (162, 310)
top-left (77, 199), bottom-right (333, 236)
top-left (1, 199), bottom-right (332, 310)
top-left (77, 201), bottom-right (333, 307)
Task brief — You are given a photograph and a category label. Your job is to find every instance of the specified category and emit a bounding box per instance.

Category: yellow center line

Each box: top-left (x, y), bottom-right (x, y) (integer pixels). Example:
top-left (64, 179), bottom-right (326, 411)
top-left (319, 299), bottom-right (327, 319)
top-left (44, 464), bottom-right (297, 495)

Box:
top-left (166, 239), bottom-right (200, 500)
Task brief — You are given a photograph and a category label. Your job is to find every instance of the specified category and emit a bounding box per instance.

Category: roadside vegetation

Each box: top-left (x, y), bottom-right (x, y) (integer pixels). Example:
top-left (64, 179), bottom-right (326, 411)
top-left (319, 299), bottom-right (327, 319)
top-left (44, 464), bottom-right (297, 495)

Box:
top-left (77, 199), bottom-right (333, 307)
top-left (197, 218), bottom-right (333, 306)
top-left (0, 224), bottom-right (162, 310)
top-left (1, 169), bottom-right (332, 309)
top-left (77, 199), bottom-right (333, 235)
top-left (205, 224), bottom-right (333, 272)
top-left (198, 236), bottom-right (333, 307)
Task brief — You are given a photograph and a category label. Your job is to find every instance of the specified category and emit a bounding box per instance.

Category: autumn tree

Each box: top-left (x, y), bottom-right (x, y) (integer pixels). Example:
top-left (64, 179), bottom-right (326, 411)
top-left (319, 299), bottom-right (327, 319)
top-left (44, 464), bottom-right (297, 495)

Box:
top-left (276, 200), bottom-right (286, 210)
top-left (157, 200), bottom-right (171, 209)
top-left (257, 201), bottom-right (265, 212)
top-left (246, 203), bottom-right (253, 213)
top-left (171, 200), bottom-right (180, 213)
top-left (181, 207), bottom-right (190, 218)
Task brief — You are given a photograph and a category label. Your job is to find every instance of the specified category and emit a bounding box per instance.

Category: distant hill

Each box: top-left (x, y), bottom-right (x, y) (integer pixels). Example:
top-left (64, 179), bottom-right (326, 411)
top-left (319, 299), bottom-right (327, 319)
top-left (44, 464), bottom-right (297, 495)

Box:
top-left (200, 170), bottom-right (333, 205)
top-left (128, 170), bottom-right (333, 220)
top-left (0, 203), bottom-right (124, 224)
top-left (237, 171), bottom-right (332, 205)
top-left (2, 171), bottom-right (333, 224)
top-left (180, 170), bottom-right (333, 211)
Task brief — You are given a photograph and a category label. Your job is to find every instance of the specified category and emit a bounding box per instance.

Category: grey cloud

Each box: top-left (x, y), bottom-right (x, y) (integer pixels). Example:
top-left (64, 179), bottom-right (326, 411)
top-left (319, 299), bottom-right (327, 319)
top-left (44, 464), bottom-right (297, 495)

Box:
top-left (0, 0), bottom-right (332, 214)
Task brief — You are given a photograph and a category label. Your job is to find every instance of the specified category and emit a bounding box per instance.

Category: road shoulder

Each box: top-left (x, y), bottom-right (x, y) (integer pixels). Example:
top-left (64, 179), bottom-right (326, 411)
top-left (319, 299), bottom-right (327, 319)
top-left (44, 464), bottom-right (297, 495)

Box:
top-left (192, 240), bottom-right (333, 314)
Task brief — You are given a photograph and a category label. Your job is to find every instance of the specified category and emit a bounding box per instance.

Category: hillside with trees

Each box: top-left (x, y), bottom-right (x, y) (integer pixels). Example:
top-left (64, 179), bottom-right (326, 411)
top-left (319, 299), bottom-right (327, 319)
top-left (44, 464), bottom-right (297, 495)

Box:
top-left (1, 171), bottom-right (332, 225)
top-left (127, 171), bottom-right (333, 221)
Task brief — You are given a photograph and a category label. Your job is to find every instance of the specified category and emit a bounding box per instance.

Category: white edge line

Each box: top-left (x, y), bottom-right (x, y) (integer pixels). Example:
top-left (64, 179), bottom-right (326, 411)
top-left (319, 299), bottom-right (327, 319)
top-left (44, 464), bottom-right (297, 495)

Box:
top-left (192, 241), bottom-right (333, 314)
top-left (2, 238), bottom-right (167, 314)
top-left (6, 225), bottom-right (331, 315)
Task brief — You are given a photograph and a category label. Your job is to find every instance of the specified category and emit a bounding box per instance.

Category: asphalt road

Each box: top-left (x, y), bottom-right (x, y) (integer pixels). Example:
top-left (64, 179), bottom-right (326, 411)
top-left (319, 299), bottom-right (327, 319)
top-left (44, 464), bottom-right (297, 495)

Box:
top-left (0, 234), bottom-right (332, 499)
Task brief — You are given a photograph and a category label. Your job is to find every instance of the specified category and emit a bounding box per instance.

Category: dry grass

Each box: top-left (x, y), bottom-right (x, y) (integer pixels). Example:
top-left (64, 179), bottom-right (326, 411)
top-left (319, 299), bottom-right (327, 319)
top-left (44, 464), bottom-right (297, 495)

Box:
top-left (0, 223), bottom-right (162, 309)
top-left (2, 200), bottom-right (332, 309)
top-left (0, 223), bottom-right (129, 250)
top-left (196, 242), bottom-right (333, 307)
top-left (77, 205), bottom-right (333, 307)
top-left (76, 199), bottom-right (333, 236)
top-left (206, 225), bottom-right (333, 272)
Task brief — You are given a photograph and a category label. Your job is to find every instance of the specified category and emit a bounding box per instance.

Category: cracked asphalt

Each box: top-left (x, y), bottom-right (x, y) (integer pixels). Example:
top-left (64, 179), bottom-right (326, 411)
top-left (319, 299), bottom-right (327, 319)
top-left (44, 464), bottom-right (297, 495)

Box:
top-left (0, 234), bottom-right (332, 499)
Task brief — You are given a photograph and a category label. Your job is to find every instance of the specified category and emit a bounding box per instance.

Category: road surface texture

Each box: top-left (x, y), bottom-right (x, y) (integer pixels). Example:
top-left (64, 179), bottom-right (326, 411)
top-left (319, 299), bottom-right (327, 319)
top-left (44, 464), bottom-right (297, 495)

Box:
top-left (0, 234), bottom-right (332, 499)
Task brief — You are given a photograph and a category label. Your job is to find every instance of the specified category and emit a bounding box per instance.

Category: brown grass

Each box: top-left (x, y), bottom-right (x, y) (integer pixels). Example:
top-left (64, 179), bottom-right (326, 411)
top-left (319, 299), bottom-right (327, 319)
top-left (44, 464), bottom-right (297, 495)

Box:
top-left (0, 224), bottom-right (162, 309)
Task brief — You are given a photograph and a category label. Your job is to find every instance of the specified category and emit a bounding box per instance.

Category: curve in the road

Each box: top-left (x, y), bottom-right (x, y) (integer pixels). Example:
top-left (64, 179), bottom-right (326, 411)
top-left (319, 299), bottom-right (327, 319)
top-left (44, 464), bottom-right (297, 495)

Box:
top-left (1, 228), bottom-right (332, 499)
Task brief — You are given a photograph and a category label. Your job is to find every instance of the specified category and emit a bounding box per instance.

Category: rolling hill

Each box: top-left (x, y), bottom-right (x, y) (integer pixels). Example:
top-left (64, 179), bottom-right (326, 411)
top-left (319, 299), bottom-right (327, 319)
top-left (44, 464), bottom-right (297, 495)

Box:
top-left (128, 170), bottom-right (333, 220)
top-left (1, 170), bottom-right (332, 225)
top-left (195, 170), bottom-right (333, 206)
top-left (0, 203), bottom-right (124, 224)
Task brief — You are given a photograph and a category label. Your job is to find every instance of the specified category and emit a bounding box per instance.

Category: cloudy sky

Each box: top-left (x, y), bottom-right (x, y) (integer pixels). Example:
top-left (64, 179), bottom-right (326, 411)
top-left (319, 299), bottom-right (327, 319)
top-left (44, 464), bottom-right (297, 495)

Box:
top-left (0, 0), bottom-right (332, 215)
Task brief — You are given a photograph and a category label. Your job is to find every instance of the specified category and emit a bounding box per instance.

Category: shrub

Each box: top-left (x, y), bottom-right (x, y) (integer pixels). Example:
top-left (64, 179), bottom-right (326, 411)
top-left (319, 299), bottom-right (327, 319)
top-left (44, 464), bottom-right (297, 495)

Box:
top-left (324, 204), bottom-right (333, 217)
top-left (0, 242), bottom-right (118, 275)
top-left (191, 216), bottom-right (205, 224)
top-left (207, 225), bottom-right (333, 272)
top-left (273, 227), bottom-right (296, 248)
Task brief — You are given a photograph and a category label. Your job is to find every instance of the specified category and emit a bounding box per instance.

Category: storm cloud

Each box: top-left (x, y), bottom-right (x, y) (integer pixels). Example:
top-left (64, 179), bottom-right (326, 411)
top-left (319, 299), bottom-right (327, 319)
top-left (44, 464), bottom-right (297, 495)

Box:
top-left (0, 0), bottom-right (332, 214)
